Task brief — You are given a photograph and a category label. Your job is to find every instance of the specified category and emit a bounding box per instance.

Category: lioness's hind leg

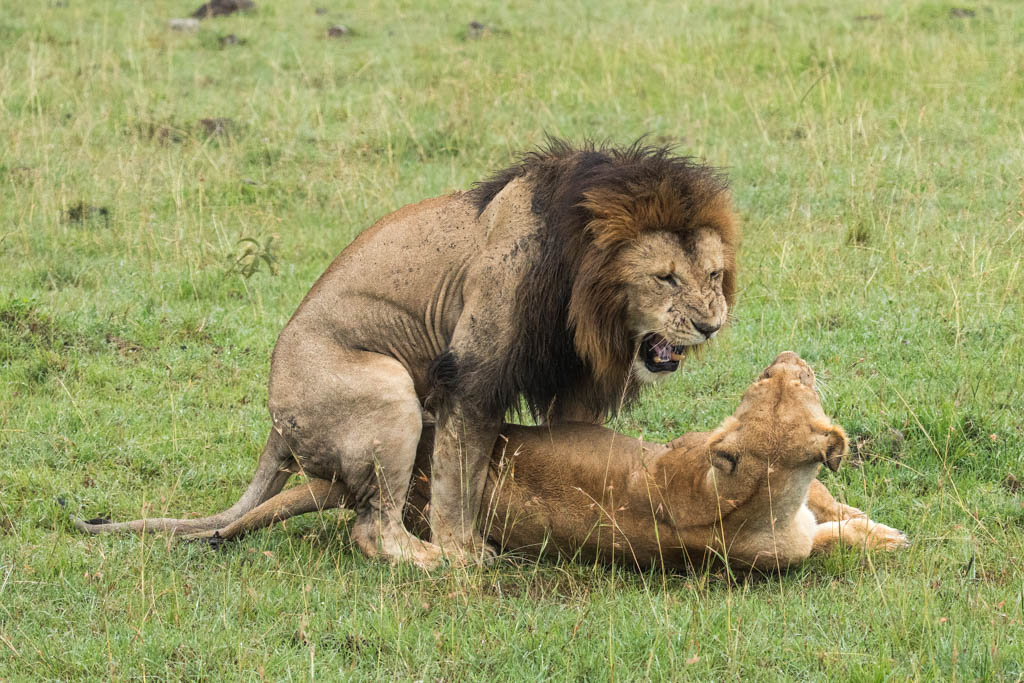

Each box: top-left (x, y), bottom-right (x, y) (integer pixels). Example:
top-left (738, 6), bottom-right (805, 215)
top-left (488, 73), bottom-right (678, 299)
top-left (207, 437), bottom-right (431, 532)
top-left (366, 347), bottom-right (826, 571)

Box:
top-left (71, 429), bottom-right (293, 536)
top-left (184, 478), bottom-right (348, 543)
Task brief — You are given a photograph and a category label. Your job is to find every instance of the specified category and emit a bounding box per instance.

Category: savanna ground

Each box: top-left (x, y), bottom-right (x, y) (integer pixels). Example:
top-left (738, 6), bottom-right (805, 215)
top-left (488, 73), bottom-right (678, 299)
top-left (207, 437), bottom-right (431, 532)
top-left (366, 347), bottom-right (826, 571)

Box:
top-left (1, 0), bottom-right (1022, 679)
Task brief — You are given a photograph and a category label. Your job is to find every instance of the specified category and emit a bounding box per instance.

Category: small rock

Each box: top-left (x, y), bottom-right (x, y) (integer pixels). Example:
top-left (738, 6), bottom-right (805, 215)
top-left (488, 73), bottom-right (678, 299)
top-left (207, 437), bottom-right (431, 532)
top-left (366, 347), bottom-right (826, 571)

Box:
top-left (105, 334), bottom-right (144, 355)
top-left (848, 434), bottom-right (872, 465)
top-left (6, 166), bottom-right (37, 183)
top-left (949, 8), bottom-right (975, 19)
top-left (192, 0), bottom-right (255, 19)
top-left (328, 24), bottom-right (350, 37)
top-left (64, 201), bottom-right (111, 226)
top-left (199, 117), bottom-right (234, 136)
top-left (151, 124), bottom-right (186, 144)
top-left (169, 17), bottom-right (200, 31)
top-left (467, 20), bottom-right (487, 39)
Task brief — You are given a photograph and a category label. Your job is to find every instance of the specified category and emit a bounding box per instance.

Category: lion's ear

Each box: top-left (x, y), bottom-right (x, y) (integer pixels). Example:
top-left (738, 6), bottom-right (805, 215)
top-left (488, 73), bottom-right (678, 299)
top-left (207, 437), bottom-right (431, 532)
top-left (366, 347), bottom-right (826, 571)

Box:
top-left (823, 425), bottom-right (847, 472)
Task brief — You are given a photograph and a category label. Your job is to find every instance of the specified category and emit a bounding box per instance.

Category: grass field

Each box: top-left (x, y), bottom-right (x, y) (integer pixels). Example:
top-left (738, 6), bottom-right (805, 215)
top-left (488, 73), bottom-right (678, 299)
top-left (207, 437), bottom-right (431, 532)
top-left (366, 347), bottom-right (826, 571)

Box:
top-left (2, 0), bottom-right (1023, 678)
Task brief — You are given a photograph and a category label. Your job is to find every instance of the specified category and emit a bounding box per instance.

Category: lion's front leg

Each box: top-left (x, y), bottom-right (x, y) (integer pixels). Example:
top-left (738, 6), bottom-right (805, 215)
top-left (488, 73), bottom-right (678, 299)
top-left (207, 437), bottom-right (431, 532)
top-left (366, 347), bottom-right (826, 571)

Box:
top-left (428, 405), bottom-right (498, 564)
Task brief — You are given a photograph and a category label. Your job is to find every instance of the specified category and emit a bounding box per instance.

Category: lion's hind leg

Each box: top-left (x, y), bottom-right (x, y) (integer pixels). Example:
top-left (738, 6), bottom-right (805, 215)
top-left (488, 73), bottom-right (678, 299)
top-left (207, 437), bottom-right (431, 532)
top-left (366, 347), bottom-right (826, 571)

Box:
top-left (273, 348), bottom-right (444, 570)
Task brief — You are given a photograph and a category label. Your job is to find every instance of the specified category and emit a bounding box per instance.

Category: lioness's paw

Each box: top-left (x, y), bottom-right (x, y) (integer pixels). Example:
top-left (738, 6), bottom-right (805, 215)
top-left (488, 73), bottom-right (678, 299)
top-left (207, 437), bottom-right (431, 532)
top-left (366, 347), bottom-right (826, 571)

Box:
top-left (836, 503), bottom-right (866, 521)
top-left (862, 521), bottom-right (909, 551)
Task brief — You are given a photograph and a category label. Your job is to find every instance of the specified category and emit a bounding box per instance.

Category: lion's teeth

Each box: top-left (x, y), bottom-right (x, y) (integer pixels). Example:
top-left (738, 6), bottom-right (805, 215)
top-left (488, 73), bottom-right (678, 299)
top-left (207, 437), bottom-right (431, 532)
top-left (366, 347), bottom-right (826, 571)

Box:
top-left (670, 351), bottom-right (682, 361)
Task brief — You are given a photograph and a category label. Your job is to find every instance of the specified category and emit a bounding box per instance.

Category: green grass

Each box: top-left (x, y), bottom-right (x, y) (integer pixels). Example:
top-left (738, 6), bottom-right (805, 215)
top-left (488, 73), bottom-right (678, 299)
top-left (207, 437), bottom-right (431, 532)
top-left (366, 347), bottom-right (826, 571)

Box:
top-left (2, 0), bottom-right (1023, 678)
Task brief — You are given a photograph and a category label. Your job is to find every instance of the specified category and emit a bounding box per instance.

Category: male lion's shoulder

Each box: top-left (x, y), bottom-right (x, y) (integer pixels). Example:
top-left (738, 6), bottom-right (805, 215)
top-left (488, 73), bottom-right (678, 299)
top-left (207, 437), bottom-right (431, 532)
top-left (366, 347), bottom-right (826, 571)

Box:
top-left (475, 177), bottom-right (543, 244)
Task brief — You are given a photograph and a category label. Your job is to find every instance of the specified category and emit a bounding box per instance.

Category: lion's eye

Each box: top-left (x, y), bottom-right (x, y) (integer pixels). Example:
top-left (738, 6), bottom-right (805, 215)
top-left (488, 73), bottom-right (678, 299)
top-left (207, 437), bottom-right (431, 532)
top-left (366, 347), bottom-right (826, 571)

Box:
top-left (655, 273), bottom-right (677, 286)
top-left (709, 270), bottom-right (722, 282)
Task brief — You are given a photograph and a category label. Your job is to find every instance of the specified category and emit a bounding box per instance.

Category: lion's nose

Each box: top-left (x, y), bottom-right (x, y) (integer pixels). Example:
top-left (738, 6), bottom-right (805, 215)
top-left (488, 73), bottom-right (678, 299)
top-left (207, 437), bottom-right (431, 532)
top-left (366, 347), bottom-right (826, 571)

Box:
top-left (692, 320), bottom-right (720, 338)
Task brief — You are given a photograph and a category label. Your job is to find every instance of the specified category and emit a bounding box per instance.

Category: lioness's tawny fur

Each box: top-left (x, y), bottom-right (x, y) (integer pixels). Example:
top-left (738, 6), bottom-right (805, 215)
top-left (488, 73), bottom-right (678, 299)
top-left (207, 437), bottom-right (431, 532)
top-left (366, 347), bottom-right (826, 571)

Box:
top-left (73, 140), bottom-right (739, 569)
top-left (187, 353), bottom-right (908, 570)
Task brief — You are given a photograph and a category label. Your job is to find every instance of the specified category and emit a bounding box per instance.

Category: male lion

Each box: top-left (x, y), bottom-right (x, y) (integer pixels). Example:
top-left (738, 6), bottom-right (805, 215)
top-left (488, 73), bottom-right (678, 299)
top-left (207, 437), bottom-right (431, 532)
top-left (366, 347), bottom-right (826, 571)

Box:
top-left (73, 140), bottom-right (738, 569)
top-left (176, 353), bottom-right (909, 570)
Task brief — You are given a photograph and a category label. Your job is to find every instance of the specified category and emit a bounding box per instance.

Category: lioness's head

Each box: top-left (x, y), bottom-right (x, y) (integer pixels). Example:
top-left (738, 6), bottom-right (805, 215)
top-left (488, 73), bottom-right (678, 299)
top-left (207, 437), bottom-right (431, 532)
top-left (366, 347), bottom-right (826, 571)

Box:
top-left (707, 352), bottom-right (848, 476)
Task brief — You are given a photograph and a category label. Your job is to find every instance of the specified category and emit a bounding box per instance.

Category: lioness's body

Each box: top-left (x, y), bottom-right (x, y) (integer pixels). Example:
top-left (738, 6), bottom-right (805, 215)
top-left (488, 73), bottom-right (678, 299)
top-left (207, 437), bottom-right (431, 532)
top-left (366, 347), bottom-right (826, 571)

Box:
top-left (201, 354), bottom-right (908, 570)
top-left (75, 142), bottom-right (740, 569)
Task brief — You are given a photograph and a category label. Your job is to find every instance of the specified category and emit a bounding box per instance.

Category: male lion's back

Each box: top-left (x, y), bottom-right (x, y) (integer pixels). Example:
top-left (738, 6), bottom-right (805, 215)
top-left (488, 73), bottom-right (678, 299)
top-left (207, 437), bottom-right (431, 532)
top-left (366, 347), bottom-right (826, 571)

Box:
top-left (271, 181), bottom-right (542, 395)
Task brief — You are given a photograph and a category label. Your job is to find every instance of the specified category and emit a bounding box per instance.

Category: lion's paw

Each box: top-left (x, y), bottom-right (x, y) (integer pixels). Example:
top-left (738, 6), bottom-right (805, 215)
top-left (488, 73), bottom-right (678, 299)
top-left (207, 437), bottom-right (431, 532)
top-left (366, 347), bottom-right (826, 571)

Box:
top-left (432, 537), bottom-right (498, 568)
top-left (408, 542), bottom-right (446, 571)
top-left (448, 544), bottom-right (499, 568)
top-left (477, 542), bottom-right (499, 566)
top-left (352, 521), bottom-right (447, 571)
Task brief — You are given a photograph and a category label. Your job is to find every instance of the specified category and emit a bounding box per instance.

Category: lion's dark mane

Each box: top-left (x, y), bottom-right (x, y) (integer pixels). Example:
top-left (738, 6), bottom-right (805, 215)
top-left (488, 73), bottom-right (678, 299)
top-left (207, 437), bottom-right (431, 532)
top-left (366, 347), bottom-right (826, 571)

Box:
top-left (449, 139), bottom-right (736, 422)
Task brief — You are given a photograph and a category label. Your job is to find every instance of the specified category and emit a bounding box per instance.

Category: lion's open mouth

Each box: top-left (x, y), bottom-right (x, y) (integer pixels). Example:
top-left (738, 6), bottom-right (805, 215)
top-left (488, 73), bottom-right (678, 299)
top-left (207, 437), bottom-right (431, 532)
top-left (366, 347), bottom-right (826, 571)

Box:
top-left (641, 333), bottom-right (684, 373)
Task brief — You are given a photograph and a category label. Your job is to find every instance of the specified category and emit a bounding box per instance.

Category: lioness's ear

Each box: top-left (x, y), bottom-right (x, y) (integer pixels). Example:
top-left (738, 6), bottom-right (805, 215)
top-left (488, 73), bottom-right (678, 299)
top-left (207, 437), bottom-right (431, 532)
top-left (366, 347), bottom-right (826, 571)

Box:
top-left (823, 425), bottom-right (847, 472)
top-left (706, 420), bottom-right (739, 474)
top-left (711, 448), bottom-right (737, 474)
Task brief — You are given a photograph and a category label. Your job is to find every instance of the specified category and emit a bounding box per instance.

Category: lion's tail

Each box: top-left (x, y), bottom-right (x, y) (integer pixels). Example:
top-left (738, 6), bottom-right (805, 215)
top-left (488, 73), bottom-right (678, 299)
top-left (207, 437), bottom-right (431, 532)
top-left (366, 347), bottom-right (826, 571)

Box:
top-left (71, 428), bottom-right (293, 536)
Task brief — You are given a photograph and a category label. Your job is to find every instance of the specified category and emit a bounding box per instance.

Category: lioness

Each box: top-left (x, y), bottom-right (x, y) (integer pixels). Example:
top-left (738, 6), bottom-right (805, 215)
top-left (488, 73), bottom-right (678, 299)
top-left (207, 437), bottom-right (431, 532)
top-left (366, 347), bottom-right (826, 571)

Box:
top-left (74, 140), bottom-right (739, 569)
top-left (180, 353), bottom-right (908, 570)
